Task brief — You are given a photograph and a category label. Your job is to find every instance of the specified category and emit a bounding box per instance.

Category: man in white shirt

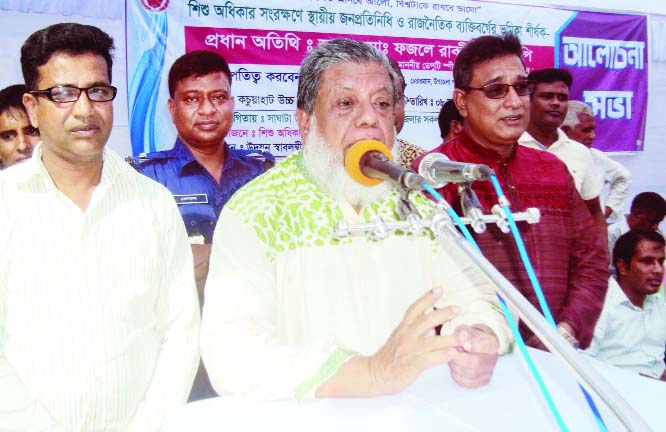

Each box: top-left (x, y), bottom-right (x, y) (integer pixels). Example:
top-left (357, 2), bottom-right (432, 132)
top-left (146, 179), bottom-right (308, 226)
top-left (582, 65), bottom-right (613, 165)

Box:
top-left (0, 23), bottom-right (200, 431)
top-left (586, 229), bottom-right (666, 380)
top-left (201, 38), bottom-right (512, 401)
top-left (518, 68), bottom-right (604, 227)
top-left (562, 100), bottom-right (631, 221)
top-left (607, 192), bottom-right (666, 255)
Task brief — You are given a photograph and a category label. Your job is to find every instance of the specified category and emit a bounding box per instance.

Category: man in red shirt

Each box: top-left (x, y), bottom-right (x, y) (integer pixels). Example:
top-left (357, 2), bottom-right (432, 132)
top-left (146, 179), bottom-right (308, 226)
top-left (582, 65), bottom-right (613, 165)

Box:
top-left (413, 34), bottom-right (608, 349)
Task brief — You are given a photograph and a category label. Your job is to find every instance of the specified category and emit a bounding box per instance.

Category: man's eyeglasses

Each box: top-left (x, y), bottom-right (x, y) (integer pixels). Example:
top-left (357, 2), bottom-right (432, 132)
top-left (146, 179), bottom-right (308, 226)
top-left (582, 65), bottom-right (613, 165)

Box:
top-left (30, 85), bottom-right (118, 103)
top-left (465, 81), bottom-right (536, 99)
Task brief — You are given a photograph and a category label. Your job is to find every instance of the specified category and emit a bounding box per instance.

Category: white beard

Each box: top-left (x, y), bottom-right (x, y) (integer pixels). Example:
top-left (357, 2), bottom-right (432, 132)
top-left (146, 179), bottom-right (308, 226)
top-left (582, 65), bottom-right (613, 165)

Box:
top-left (301, 119), bottom-right (393, 209)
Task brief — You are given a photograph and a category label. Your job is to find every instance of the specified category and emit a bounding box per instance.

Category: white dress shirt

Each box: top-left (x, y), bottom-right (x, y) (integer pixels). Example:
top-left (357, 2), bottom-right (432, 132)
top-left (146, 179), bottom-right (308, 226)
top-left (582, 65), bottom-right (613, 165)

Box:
top-left (519, 129), bottom-right (603, 200)
top-left (607, 216), bottom-right (631, 254)
top-left (586, 277), bottom-right (666, 378)
top-left (0, 145), bottom-right (200, 431)
top-left (589, 148), bottom-right (631, 220)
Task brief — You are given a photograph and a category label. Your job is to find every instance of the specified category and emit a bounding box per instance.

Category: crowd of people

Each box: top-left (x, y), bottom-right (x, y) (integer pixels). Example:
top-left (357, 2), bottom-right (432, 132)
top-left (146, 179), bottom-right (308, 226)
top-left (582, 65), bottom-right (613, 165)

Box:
top-left (0, 21), bottom-right (664, 431)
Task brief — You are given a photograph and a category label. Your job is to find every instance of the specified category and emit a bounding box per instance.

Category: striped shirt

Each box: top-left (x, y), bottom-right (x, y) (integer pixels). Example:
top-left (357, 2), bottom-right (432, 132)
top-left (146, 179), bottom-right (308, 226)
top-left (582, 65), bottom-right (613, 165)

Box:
top-left (0, 144), bottom-right (200, 431)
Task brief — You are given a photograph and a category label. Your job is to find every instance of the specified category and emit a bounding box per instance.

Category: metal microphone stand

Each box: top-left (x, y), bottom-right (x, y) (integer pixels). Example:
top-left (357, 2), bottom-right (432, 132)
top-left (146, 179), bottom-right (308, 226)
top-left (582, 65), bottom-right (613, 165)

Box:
top-left (333, 186), bottom-right (651, 431)
top-left (334, 188), bottom-right (539, 239)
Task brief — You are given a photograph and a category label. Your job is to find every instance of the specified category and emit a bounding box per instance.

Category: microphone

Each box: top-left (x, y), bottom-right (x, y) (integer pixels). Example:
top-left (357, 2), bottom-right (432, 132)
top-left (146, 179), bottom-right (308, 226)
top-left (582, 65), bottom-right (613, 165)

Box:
top-left (418, 153), bottom-right (493, 188)
top-left (344, 139), bottom-right (426, 191)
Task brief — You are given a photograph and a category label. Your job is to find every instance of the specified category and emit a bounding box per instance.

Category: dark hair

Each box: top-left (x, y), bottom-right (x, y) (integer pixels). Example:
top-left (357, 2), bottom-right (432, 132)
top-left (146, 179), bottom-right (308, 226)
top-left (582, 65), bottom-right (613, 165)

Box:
top-left (388, 57), bottom-right (406, 95)
top-left (631, 192), bottom-right (666, 222)
top-left (21, 23), bottom-right (114, 91)
top-left (528, 68), bottom-right (573, 88)
top-left (0, 85), bottom-right (29, 115)
top-left (168, 50), bottom-right (232, 98)
top-left (453, 33), bottom-right (524, 90)
top-left (297, 38), bottom-right (396, 114)
top-left (613, 229), bottom-right (665, 269)
top-left (438, 99), bottom-right (464, 139)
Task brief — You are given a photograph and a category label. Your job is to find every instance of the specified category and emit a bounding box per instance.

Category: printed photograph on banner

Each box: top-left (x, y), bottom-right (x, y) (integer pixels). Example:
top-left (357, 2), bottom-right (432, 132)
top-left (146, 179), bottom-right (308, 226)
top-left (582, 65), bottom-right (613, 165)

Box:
top-left (126, 0), bottom-right (643, 158)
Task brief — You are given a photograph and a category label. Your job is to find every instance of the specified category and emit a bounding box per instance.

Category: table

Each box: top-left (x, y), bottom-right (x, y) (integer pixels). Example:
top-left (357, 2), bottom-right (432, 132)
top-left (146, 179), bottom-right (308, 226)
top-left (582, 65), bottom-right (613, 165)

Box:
top-left (162, 348), bottom-right (665, 431)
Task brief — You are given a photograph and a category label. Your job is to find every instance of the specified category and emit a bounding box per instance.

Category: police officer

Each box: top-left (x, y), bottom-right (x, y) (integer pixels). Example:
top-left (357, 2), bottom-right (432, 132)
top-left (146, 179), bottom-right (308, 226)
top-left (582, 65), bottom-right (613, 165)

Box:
top-left (136, 50), bottom-right (273, 402)
top-left (136, 50), bottom-right (274, 295)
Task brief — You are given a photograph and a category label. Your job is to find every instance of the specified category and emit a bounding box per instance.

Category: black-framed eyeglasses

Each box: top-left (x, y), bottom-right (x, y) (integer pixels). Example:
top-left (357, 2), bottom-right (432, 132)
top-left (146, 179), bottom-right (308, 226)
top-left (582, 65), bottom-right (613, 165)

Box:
top-left (466, 80), bottom-right (536, 99)
top-left (30, 85), bottom-right (117, 103)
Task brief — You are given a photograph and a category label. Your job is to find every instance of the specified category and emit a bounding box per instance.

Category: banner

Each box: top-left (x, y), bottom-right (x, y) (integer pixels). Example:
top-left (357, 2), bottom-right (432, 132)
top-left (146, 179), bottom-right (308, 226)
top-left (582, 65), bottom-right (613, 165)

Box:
top-left (126, 0), bottom-right (647, 157)
top-left (557, 12), bottom-right (647, 152)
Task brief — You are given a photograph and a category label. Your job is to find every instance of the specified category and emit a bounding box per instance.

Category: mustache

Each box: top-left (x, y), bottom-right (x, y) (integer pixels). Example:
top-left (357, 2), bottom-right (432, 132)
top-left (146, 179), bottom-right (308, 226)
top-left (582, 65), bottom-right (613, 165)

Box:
top-left (70, 122), bottom-right (101, 131)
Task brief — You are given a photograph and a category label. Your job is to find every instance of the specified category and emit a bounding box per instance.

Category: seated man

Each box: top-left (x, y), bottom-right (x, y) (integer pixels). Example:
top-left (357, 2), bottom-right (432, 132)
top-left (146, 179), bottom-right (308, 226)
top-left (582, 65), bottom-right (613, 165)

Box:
top-left (562, 101), bottom-right (631, 221)
top-left (0, 84), bottom-right (40, 169)
top-left (438, 99), bottom-right (464, 143)
top-left (136, 50), bottom-right (273, 295)
top-left (413, 34), bottom-right (608, 350)
top-left (586, 229), bottom-right (666, 380)
top-left (201, 38), bottom-right (512, 400)
top-left (608, 192), bottom-right (666, 254)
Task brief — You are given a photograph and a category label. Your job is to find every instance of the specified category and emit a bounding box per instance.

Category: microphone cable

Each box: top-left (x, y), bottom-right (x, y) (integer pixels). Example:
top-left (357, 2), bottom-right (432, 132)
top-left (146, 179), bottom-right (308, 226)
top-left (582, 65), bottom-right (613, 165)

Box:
top-left (421, 182), bottom-right (569, 432)
top-left (486, 174), bottom-right (608, 432)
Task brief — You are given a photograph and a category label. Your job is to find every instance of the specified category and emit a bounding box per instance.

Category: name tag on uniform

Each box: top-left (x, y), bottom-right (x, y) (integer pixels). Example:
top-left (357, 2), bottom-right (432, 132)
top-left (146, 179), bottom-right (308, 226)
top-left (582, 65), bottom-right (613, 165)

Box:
top-left (174, 194), bottom-right (209, 205)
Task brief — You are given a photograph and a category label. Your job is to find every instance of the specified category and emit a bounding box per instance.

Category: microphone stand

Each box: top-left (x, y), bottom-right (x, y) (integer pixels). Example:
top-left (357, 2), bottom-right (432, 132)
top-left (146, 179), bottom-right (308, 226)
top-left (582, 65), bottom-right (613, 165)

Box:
top-left (333, 188), bottom-right (651, 431)
top-left (429, 206), bottom-right (650, 431)
top-left (333, 189), bottom-right (539, 239)
top-left (459, 182), bottom-right (487, 233)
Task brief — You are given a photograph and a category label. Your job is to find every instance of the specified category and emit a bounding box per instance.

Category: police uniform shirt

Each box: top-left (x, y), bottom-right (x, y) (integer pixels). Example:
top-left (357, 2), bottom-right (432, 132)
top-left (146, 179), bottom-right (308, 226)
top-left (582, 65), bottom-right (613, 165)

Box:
top-left (136, 138), bottom-right (273, 243)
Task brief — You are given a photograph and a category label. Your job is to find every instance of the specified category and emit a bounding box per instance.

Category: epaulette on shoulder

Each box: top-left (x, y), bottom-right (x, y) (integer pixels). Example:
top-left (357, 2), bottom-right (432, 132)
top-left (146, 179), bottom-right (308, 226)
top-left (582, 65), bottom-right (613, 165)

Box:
top-left (126, 151), bottom-right (172, 168)
top-left (236, 149), bottom-right (276, 170)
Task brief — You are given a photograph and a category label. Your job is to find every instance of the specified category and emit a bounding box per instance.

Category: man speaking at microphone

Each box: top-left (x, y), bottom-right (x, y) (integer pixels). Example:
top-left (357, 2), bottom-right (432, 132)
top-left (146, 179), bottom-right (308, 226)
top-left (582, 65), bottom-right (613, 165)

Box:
top-left (200, 38), bottom-right (512, 400)
top-left (413, 34), bottom-right (607, 350)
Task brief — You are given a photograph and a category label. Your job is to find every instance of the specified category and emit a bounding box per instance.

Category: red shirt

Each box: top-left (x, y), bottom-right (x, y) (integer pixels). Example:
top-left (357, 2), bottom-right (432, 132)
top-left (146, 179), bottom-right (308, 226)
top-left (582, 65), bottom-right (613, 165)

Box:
top-left (413, 131), bottom-right (608, 348)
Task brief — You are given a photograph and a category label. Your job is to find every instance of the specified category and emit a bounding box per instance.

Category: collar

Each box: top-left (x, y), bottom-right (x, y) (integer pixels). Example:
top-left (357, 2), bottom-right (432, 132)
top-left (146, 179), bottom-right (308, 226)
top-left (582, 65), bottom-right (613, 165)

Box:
top-left (456, 129), bottom-right (518, 167)
top-left (172, 137), bottom-right (248, 176)
top-left (519, 128), bottom-right (569, 151)
top-left (5, 141), bottom-right (131, 191)
top-left (608, 276), bottom-right (663, 311)
top-left (4, 141), bottom-right (46, 184)
top-left (170, 138), bottom-right (201, 175)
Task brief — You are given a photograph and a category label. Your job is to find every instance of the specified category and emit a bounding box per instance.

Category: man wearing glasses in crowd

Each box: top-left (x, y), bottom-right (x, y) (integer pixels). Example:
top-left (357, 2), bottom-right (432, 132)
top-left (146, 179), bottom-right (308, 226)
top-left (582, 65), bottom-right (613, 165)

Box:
top-left (413, 34), bottom-right (607, 351)
top-left (0, 23), bottom-right (199, 431)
